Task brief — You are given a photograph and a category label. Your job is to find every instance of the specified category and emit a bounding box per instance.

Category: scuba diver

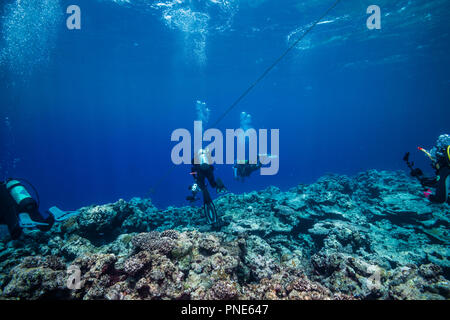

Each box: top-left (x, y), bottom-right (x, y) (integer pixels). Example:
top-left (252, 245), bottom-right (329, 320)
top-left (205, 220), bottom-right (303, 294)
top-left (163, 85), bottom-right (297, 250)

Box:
top-left (187, 148), bottom-right (227, 225)
top-left (403, 134), bottom-right (450, 204)
top-left (233, 160), bottom-right (262, 181)
top-left (0, 178), bottom-right (79, 239)
top-left (233, 154), bottom-right (278, 181)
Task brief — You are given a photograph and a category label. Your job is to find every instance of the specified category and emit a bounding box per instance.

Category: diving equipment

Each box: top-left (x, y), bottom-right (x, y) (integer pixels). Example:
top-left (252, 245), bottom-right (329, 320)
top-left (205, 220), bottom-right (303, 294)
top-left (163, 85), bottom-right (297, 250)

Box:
top-left (18, 213), bottom-right (49, 229)
top-left (198, 148), bottom-right (210, 169)
top-left (418, 147), bottom-right (434, 162)
top-left (204, 202), bottom-right (218, 225)
top-left (6, 179), bottom-right (38, 212)
top-left (200, 183), bottom-right (219, 225)
top-left (48, 206), bottom-right (80, 222)
top-left (403, 152), bottom-right (431, 188)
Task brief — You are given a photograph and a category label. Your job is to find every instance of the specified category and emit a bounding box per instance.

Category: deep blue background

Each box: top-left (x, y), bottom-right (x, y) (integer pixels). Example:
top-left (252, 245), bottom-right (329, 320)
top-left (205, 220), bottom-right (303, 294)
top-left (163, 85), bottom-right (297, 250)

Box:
top-left (1, 0), bottom-right (449, 211)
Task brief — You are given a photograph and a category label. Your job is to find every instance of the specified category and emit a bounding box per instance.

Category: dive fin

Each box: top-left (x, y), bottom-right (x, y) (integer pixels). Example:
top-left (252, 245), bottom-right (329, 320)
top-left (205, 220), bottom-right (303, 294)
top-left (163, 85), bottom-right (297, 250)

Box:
top-left (48, 206), bottom-right (80, 222)
top-left (18, 213), bottom-right (49, 229)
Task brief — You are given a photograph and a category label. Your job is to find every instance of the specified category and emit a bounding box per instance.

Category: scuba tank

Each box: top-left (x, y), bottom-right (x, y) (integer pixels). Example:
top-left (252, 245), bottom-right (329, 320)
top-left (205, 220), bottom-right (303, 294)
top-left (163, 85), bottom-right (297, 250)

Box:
top-left (418, 145), bottom-right (450, 170)
top-left (198, 149), bottom-right (210, 170)
top-left (5, 179), bottom-right (39, 212)
top-left (2, 179), bottom-right (54, 233)
top-left (433, 145), bottom-right (450, 170)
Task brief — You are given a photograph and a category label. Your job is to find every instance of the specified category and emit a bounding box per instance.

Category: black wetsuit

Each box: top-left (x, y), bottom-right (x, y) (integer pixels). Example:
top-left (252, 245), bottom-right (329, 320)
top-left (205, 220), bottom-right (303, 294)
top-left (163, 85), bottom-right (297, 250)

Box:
top-left (190, 162), bottom-right (226, 203)
top-left (0, 181), bottom-right (53, 239)
top-left (416, 151), bottom-right (450, 204)
top-left (189, 162), bottom-right (226, 225)
top-left (0, 182), bottom-right (22, 239)
top-left (425, 166), bottom-right (450, 204)
top-left (234, 163), bottom-right (261, 178)
top-left (191, 163), bottom-right (219, 191)
top-left (234, 161), bottom-right (262, 180)
top-left (191, 163), bottom-right (225, 191)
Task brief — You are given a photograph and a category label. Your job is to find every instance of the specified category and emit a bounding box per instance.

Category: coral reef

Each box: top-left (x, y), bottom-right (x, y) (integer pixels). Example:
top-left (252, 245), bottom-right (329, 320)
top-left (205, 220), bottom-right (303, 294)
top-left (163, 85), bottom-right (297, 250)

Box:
top-left (0, 170), bottom-right (449, 300)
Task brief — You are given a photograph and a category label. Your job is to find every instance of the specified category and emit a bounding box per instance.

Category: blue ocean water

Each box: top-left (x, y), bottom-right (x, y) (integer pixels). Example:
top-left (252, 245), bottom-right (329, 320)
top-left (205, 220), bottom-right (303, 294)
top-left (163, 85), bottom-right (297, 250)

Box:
top-left (0, 0), bottom-right (449, 212)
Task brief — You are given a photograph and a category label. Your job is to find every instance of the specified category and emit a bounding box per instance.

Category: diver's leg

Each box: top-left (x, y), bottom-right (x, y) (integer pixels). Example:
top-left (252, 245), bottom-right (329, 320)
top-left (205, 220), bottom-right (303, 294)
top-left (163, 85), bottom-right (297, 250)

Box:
top-left (429, 168), bottom-right (450, 204)
top-left (206, 170), bottom-right (217, 189)
top-left (196, 173), bottom-right (206, 191)
top-left (3, 209), bottom-right (21, 239)
top-left (28, 208), bottom-right (54, 231)
top-left (0, 184), bottom-right (22, 239)
top-left (202, 188), bottom-right (212, 204)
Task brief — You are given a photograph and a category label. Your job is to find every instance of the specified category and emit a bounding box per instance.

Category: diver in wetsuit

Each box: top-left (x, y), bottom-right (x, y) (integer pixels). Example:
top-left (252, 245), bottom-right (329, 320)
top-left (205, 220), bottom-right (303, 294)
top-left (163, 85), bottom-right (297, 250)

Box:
top-left (404, 143), bottom-right (450, 204)
top-left (233, 154), bottom-right (278, 182)
top-left (0, 179), bottom-right (54, 239)
top-left (423, 145), bottom-right (450, 204)
top-left (233, 160), bottom-right (262, 182)
top-left (187, 149), bottom-right (226, 224)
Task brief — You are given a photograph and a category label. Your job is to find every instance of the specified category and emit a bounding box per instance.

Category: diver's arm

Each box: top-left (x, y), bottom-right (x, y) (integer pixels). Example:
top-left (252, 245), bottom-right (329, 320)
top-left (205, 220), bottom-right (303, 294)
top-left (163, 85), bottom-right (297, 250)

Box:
top-left (419, 176), bottom-right (438, 188)
top-left (205, 168), bottom-right (217, 189)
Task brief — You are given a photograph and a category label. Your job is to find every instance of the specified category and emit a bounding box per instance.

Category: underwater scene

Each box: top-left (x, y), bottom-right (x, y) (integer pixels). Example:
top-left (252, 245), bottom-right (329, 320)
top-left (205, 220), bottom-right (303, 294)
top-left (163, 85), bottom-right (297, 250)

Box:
top-left (0, 0), bottom-right (449, 301)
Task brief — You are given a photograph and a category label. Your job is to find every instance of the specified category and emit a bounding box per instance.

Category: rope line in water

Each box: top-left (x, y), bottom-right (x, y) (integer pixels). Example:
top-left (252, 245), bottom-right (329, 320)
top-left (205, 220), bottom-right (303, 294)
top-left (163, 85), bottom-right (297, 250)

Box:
top-left (150, 0), bottom-right (342, 195)
top-left (211, 0), bottom-right (342, 127)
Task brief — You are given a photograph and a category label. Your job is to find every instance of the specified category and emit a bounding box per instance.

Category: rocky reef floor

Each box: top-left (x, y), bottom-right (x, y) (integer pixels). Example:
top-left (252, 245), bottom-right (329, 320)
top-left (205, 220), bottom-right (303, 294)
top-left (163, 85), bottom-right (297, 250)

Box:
top-left (0, 170), bottom-right (449, 300)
